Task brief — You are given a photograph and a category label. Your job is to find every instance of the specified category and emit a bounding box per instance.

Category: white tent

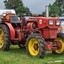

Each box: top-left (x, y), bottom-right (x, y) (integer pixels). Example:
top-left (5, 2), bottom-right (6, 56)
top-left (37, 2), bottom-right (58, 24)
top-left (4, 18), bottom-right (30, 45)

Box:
top-left (0, 9), bottom-right (16, 15)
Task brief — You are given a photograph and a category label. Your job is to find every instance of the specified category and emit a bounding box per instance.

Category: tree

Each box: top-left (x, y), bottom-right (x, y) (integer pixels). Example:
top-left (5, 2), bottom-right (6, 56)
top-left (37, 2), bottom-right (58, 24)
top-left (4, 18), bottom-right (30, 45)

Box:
top-left (42, 0), bottom-right (64, 17)
top-left (16, 6), bottom-right (32, 16)
top-left (49, 0), bottom-right (64, 17)
top-left (49, 3), bottom-right (59, 17)
top-left (4, 0), bottom-right (32, 16)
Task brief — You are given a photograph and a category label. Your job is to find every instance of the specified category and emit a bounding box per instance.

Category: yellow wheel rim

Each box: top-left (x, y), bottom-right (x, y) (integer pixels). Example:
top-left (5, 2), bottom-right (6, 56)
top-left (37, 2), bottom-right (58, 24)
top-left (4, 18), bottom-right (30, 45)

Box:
top-left (0, 29), bottom-right (4, 48)
top-left (55, 38), bottom-right (64, 54)
top-left (28, 38), bottom-right (39, 56)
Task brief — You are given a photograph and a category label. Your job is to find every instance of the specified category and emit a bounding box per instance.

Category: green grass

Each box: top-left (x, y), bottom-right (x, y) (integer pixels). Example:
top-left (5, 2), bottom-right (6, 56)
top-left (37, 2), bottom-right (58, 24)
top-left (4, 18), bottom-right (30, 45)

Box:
top-left (0, 45), bottom-right (64, 64)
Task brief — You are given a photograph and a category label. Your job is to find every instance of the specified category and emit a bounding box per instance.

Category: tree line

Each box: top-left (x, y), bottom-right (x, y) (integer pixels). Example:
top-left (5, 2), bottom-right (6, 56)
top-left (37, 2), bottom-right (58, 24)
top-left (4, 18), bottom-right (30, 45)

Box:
top-left (4, 0), bottom-right (64, 17)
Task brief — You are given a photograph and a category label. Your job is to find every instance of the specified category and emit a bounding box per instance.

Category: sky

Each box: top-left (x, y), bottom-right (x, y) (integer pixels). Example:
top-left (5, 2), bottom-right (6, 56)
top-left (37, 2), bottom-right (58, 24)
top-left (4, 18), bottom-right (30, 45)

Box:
top-left (0, 0), bottom-right (55, 14)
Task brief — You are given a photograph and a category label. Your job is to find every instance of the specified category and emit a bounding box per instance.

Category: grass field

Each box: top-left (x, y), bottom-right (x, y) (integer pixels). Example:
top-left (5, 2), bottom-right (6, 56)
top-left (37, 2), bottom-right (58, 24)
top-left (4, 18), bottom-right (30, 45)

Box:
top-left (0, 45), bottom-right (64, 64)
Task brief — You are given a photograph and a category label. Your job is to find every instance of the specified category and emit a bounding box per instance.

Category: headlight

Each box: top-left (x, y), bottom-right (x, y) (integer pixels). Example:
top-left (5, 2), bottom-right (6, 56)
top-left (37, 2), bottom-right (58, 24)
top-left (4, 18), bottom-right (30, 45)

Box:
top-left (49, 20), bottom-right (53, 25)
top-left (39, 20), bottom-right (42, 24)
top-left (56, 20), bottom-right (60, 25)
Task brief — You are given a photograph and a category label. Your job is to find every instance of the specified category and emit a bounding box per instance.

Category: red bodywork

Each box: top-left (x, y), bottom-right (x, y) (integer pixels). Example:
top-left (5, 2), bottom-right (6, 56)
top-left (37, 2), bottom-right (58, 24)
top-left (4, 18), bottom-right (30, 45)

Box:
top-left (5, 22), bottom-right (15, 40)
top-left (24, 17), bottom-right (60, 38)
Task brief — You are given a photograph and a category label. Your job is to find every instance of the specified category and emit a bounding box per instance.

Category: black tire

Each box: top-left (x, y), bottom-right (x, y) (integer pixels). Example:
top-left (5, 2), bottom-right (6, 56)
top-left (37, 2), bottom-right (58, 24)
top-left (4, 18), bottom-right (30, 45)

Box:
top-left (0, 24), bottom-right (11, 51)
top-left (26, 33), bottom-right (46, 58)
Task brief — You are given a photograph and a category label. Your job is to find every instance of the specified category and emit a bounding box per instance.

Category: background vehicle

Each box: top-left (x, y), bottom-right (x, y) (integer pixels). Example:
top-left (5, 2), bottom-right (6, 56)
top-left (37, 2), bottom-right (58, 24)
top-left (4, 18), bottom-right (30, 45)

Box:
top-left (0, 10), bottom-right (45, 58)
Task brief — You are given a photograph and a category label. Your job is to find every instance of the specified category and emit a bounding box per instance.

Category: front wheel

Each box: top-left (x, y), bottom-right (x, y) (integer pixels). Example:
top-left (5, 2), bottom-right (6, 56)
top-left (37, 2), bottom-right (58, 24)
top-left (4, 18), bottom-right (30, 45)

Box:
top-left (52, 38), bottom-right (64, 54)
top-left (26, 33), bottom-right (46, 58)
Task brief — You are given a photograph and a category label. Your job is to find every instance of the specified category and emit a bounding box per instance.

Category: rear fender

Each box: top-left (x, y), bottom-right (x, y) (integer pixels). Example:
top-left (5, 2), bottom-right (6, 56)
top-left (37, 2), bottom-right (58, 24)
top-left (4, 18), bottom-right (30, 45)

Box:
top-left (5, 22), bottom-right (15, 40)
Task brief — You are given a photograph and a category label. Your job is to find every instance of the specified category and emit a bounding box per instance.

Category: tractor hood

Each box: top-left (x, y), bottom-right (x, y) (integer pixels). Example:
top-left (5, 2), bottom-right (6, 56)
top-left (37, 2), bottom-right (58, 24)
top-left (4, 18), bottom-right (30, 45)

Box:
top-left (25, 17), bottom-right (61, 29)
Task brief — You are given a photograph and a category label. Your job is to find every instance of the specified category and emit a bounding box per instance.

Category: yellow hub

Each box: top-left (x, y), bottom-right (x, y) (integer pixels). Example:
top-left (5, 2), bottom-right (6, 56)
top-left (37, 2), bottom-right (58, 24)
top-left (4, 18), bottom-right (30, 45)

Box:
top-left (28, 38), bottom-right (39, 56)
top-left (54, 38), bottom-right (64, 54)
top-left (0, 29), bottom-right (4, 48)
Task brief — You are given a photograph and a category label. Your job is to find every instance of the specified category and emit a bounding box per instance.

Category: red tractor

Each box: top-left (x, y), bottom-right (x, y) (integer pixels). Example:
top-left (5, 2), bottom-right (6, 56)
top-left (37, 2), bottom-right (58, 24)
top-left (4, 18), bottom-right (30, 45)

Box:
top-left (0, 11), bottom-right (62, 58)
top-left (24, 17), bottom-right (63, 58)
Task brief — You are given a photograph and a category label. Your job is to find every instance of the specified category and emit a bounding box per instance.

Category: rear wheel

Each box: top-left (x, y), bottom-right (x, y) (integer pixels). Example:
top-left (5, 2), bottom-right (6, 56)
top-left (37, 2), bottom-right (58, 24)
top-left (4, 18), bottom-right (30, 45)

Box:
top-left (0, 24), bottom-right (11, 51)
top-left (52, 38), bottom-right (64, 54)
top-left (26, 33), bottom-right (46, 58)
